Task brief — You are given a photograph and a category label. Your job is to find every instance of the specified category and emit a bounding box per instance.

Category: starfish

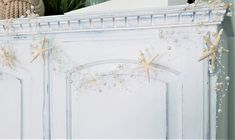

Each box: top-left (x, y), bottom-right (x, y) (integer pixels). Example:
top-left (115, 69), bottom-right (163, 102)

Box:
top-left (198, 29), bottom-right (229, 71)
top-left (0, 48), bottom-right (14, 68)
top-left (138, 51), bottom-right (159, 82)
top-left (25, 6), bottom-right (39, 20)
top-left (31, 37), bottom-right (53, 63)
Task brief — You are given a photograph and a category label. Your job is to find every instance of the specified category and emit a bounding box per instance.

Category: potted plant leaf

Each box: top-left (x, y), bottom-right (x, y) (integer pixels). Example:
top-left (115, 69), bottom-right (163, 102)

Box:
top-left (43, 0), bottom-right (86, 16)
top-left (85, 0), bottom-right (108, 6)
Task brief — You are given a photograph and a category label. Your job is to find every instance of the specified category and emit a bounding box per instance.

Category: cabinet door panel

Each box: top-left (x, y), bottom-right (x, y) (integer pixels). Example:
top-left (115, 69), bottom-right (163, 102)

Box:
top-left (63, 59), bottom-right (182, 139)
top-left (0, 74), bottom-right (21, 139)
top-left (12, 39), bottom-right (45, 139)
top-left (72, 80), bottom-right (167, 138)
top-left (50, 27), bottom-right (216, 139)
top-left (70, 63), bottom-right (168, 139)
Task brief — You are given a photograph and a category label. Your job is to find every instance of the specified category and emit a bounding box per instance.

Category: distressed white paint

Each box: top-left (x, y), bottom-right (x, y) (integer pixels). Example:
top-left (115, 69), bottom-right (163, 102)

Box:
top-left (0, 3), bottom-right (228, 140)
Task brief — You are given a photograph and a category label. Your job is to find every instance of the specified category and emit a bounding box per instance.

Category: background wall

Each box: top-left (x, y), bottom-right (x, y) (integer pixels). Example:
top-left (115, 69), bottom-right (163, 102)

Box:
top-left (225, 0), bottom-right (235, 139)
top-left (168, 0), bottom-right (185, 5)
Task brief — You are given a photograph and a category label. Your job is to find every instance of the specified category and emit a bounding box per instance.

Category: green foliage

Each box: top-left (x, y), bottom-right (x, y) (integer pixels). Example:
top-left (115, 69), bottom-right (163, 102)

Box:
top-left (43, 0), bottom-right (86, 16)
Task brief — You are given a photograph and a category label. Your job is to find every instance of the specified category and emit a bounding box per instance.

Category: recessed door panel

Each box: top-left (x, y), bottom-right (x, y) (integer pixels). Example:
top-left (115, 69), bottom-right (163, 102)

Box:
top-left (72, 80), bottom-right (166, 138)
top-left (0, 74), bottom-right (21, 139)
top-left (65, 61), bottom-right (181, 139)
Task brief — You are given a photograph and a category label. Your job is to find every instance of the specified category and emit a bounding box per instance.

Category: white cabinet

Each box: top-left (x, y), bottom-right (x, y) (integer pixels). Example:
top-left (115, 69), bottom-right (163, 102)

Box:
top-left (0, 3), bottom-right (229, 139)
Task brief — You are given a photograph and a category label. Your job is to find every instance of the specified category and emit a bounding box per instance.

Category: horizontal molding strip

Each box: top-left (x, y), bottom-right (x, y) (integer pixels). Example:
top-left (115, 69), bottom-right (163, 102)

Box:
top-left (0, 3), bottom-right (229, 36)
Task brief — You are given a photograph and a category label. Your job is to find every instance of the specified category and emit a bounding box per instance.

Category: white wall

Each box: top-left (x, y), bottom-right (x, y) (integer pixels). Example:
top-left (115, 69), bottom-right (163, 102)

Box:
top-left (168, 0), bottom-right (185, 5)
top-left (225, 0), bottom-right (235, 138)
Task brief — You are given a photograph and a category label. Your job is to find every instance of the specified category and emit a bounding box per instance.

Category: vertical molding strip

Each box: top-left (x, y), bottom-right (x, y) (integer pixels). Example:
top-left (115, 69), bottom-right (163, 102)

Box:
top-left (166, 84), bottom-right (169, 139)
top-left (43, 38), bottom-right (52, 139)
top-left (19, 75), bottom-right (30, 139)
top-left (66, 73), bottom-right (72, 139)
top-left (20, 79), bottom-right (24, 139)
top-left (203, 60), bottom-right (210, 139)
top-left (210, 75), bottom-right (217, 139)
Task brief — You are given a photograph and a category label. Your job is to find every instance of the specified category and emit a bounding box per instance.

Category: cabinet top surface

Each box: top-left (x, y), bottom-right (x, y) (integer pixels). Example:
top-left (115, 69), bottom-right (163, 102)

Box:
top-left (0, 3), bottom-right (230, 36)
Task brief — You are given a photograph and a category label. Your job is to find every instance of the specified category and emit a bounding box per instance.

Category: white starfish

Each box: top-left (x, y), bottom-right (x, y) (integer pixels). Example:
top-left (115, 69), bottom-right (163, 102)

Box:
top-left (199, 29), bottom-right (228, 71)
top-left (0, 48), bottom-right (14, 68)
top-left (138, 51), bottom-right (159, 82)
top-left (31, 37), bottom-right (53, 63)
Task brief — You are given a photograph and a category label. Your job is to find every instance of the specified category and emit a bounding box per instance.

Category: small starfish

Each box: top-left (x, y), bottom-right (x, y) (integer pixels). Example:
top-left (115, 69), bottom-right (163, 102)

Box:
top-left (31, 37), bottom-right (53, 63)
top-left (25, 6), bottom-right (39, 19)
top-left (138, 51), bottom-right (159, 82)
top-left (0, 48), bottom-right (14, 68)
top-left (199, 29), bottom-right (228, 71)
